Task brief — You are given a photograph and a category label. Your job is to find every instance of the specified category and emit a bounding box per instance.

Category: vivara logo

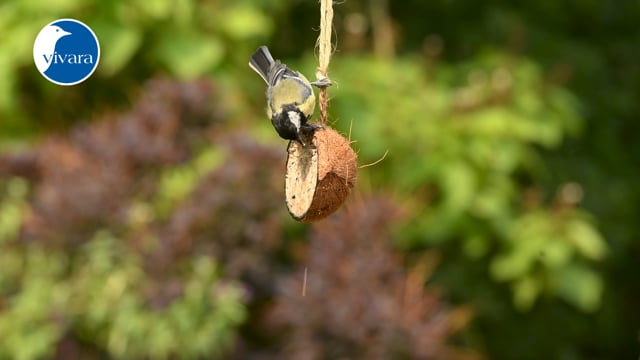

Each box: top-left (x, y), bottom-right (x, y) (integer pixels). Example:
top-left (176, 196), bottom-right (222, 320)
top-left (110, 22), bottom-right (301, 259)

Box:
top-left (33, 19), bottom-right (100, 86)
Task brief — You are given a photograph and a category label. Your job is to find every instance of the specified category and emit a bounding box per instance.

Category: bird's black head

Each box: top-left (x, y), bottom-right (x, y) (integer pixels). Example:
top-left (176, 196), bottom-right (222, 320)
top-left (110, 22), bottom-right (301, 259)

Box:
top-left (271, 104), bottom-right (308, 143)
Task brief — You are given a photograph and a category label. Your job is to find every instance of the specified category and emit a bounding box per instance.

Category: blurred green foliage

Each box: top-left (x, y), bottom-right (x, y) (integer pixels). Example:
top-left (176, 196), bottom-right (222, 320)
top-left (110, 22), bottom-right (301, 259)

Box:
top-left (0, 0), bottom-right (283, 137)
top-left (326, 53), bottom-right (606, 314)
top-left (0, 178), bottom-right (246, 359)
top-left (1, 0), bottom-right (638, 358)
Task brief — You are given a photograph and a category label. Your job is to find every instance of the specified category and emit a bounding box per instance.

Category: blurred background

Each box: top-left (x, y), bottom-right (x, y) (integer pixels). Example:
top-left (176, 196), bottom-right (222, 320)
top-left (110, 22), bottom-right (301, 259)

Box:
top-left (0, 0), bottom-right (638, 359)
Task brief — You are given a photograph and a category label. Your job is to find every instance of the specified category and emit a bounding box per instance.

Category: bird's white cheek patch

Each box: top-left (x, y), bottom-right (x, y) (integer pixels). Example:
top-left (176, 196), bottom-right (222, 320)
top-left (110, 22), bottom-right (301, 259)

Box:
top-left (288, 111), bottom-right (301, 131)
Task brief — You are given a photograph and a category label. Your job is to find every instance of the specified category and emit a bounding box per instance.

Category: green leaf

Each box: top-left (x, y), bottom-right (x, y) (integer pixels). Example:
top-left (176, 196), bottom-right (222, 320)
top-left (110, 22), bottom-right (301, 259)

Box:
top-left (155, 32), bottom-right (224, 78)
top-left (465, 107), bottom-right (514, 139)
top-left (93, 22), bottom-right (143, 76)
top-left (490, 251), bottom-right (532, 281)
top-left (551, 264), bottom-right (603, 312)
top-left (136, 0), bottom-right (173, 19)
top-left (538, 238), bottom-right (573, 268)
top-left (440, 160), bottom-right (476, 214)
top-left (512, 275), bottom-right (542, 312)
top-left (217, 5), bottom-right (273, 40)
top-left (566, 218), bottom-right (607, 260)
top-left (0, 178), bottom-right (27, 242)
top-left (18, 0), bottom-right (82, 13)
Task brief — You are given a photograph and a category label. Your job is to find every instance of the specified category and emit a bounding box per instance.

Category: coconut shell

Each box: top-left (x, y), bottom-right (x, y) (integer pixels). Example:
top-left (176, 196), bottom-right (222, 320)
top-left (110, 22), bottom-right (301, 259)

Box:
top-left (285, 126), bottom-right (357, 222)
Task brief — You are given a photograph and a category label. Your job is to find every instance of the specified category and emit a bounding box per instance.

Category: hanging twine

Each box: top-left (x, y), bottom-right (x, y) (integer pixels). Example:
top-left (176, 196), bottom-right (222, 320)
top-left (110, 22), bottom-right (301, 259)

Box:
top-left (315, 0), bottom-right (334, 125)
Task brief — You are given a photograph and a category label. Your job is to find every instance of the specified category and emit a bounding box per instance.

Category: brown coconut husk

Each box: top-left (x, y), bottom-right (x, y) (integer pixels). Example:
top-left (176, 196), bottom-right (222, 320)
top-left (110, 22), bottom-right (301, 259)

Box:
top-left (285, 126), bottom-right (357, 222)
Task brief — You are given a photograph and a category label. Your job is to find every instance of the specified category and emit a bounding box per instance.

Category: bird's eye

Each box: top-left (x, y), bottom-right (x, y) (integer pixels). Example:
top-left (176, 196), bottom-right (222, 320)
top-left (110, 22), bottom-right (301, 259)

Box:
top-left (56, 29), bottom-right (59, 32)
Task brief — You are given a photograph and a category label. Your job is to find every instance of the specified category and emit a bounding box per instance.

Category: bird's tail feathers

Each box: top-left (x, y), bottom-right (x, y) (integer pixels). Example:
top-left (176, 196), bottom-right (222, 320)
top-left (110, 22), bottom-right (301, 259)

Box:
top-left (249, 46), bottom-right (275, 84)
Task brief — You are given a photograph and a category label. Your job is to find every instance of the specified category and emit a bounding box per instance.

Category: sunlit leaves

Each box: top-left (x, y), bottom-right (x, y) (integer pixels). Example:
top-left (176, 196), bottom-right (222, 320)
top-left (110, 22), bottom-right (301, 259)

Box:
top-left (490, 209), bottom-right (606, 311)
top-left (0, 0), bottom-right (277, 137)
top-left (216, 5), bottom-right (273, 40)
top-left (73, 231), bottom-right (246, 358)
top-left (441, 161), bottom-right (476, 214)
top-left (156, 32), bottom-right (225, 79)
top-left (565, 215), bottom-right (607, 261)
top-left (0, 226), bottom-right (245, 359)
top-left (325, 52), bottom-right (606, 313)
top-left (93, 21), bottom-right (143, 76)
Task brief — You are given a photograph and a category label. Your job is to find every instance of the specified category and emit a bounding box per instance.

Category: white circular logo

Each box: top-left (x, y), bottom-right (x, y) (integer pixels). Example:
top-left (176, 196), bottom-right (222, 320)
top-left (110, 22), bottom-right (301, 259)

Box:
top-left (33, 19), bottom-right (100, 86)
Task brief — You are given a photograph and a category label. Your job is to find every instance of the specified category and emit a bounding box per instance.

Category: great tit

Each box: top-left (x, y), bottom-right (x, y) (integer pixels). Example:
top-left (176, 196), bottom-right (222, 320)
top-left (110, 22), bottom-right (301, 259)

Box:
top-left (249, 46), bottom-right (321, 145)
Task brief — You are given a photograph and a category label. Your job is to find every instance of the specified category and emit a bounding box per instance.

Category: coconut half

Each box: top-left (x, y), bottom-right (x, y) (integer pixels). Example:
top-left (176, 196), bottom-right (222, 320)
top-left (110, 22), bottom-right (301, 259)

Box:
top-left (285, 126), bottom-right (357, 222)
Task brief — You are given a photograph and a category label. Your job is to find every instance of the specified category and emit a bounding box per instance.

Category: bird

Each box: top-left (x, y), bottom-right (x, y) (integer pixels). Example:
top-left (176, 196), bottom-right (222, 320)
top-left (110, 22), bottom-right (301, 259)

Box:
top-left (33, 25), bottom-right (72, 73)
top-left (249, 46), bottom-right (325, 145)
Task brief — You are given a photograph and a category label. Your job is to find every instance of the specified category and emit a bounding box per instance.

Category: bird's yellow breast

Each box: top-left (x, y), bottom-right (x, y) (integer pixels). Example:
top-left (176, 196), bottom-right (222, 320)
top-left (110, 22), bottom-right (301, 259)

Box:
top-left (268, 77), bottom-right (315, 118)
